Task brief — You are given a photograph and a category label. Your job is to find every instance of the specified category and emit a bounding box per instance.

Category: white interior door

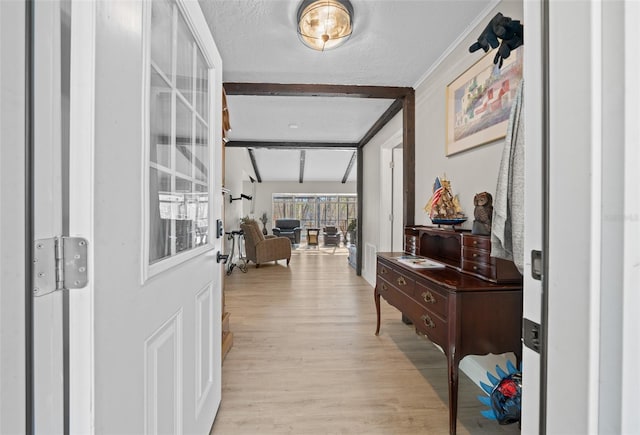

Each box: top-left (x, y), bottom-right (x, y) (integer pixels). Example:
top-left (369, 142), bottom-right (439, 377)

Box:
top-left (68, 1), bottom-right (223, 433)
top-left (378, 132), bottom-right (402, 254)
top-left (520, 1), bottom-right (543, 433)
top-left (1, 1), bottom-right (28, 432)
top-left (391, 146), bottom-right (403, 252)
top-left (33, 1), bottom-right (66, 431)
top-left (524, 2), bottom-right (638, 433)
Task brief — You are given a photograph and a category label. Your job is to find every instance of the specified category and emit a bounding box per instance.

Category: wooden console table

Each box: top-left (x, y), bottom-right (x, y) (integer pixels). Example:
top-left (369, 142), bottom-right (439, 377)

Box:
top-left (375, 227), bottom-right (523, 435)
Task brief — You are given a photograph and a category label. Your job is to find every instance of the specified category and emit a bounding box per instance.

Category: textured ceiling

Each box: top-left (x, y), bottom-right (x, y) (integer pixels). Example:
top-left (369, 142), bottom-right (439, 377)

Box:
top-left (225, 96), bottom-right (393, 143)
top-left (199, 0), bottom-right (497, 182)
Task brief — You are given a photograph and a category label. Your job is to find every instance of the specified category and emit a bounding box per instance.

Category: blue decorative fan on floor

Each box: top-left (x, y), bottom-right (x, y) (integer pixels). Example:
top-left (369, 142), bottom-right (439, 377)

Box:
top-left (477, 360), bottom-right (522, 425)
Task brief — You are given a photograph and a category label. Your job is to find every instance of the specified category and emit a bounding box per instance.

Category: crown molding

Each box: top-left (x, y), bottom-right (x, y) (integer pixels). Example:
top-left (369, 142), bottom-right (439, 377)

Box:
top-left (413, 0), bottom-right (501, 90)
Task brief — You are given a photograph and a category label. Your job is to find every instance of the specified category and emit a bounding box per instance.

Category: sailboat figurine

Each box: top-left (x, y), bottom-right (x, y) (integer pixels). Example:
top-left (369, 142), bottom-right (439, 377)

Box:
top-left (424, 176), bottom-right (467, 227)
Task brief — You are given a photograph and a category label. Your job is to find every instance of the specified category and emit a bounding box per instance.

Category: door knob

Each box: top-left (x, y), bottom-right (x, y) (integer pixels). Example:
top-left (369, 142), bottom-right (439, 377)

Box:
top-left (216, 252), bottom-right (229, 264)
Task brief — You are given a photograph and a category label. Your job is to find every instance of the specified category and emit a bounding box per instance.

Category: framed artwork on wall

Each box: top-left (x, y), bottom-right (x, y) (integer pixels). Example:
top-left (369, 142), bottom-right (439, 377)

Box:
top-left (445, 49), bottom-right (523, 156)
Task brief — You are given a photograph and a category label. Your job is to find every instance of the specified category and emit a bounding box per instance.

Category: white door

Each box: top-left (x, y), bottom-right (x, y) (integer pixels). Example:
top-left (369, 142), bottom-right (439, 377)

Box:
top-left (67, 1), bottom-right (223, 433)
top-left (1, 1), bottom-right (28, 432)
top-left (378, 132), bottom-right (402, 254)
top-left (520, 1), bottom-right (543, 432)
top-left (391, 146), bottom-right (403, 252)
top-left (523, 1), bottom-right (640, 433)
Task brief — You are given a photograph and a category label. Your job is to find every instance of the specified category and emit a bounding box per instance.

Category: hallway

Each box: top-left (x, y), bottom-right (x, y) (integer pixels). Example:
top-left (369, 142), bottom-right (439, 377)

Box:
top-left (212, 252), bottom-right (520, 434)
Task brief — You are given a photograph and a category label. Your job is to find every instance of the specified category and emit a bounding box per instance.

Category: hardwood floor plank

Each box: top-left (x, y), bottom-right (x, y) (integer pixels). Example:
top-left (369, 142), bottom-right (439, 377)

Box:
top-left (212, 251), bottom-right (520, 434)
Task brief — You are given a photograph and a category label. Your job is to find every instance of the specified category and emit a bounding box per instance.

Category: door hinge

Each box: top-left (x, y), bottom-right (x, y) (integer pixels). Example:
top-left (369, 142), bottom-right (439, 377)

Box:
top-left (522, 318), bottom-right (541, 353)
top-left (389, 161), bottom-right (395, 169)
top-left (33, 236), bottom-right (88, 297)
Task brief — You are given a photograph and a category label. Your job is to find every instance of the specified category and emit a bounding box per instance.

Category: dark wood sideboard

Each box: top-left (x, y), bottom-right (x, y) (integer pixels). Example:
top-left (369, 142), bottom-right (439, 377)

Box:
top-left (375, 226), bottom-right (523, 435)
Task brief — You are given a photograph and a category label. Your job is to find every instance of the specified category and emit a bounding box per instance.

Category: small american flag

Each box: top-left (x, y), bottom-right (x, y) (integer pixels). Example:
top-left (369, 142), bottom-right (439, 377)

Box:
top-left (431, 177), bottom-right (444, 210)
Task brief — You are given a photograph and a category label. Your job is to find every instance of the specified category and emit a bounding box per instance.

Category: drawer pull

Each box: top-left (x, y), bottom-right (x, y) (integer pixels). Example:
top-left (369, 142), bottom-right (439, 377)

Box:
top-left (397, 276), bottom-right (407, 286)
top-left (380, 283), bottom-right (388, 292)
top-left (421, 314), bottom-right (435, 329)
top-left (421, 291), bottom-right (436, 304)
top-left (473, 266), bottom-right (479, 271)
top-left (380, 267), bottom-right (387, 275)
top-left (473, 253), bottom-right (479, 258)
top-left (473, 240), bottom-right (478, 245)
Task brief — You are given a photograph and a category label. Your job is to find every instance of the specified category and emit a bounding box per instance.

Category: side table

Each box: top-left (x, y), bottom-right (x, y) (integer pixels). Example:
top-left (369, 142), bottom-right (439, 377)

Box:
top-left (225, 230), bottom-right (247, 275)
top-left (306, 228), bottom-right (319, 247)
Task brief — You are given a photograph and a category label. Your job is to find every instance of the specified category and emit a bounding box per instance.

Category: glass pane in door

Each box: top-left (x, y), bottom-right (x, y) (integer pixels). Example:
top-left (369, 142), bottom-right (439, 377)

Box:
top-left (175, 13), bottom-right (193, 104)
top-left (175, 177), bottom-right (192, 253)
top-left (150, 68), bottom-right (172, 168)
top-left (175, 98), bottom-right (192, 176)
top-left (193, 183), bottom-right (208, 247)
top-left (150, 168), bottom-right (172, 263)
top-left (195, 50), bottom-right (208, 120)
top-left (150, 0), bottom-right (173, 79)
top-left (147, 0), bottom-right (211, 270)
top-left (194, 120), bottom-right (208, 181)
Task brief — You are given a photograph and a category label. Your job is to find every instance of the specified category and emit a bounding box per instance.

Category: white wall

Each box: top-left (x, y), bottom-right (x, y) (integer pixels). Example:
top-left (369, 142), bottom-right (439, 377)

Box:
top-left (362, 0), bottom-right (523, 390)
top-left (224, 147), bottom-right (255, 255)
top-left (412, 0), bottom-right (523, 230)
top-left (363, 0), bottom-right (523, 283)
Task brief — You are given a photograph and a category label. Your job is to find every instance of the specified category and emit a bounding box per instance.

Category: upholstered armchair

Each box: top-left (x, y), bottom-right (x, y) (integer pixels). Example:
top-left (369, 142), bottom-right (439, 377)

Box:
top-left (272, 219), bottom-right (301, 245)
top-left (241, 220), bottom-right (291, 268)
top-left (323, 226), bottom-right (340, 246)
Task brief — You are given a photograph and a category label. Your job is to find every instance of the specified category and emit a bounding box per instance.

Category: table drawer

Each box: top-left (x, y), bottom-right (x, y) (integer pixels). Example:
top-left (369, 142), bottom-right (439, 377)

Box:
top-left (408, 304), bottom-right (448, 348)
top-left (461, 234), bottom-right (491, 251)
top-left (377, 278), bottom-right (394, 296)
top-left (462, 246), bottom-right (491, 264)
top-left (377, 261), bottom-right (393, 278)
top-left (377, 279), bottom-right (412, 314)
top-left (377, 262), bottom-right (414, 296)
top-left (461, 257), bottom-right (496, 279)
top-left (414, 280), bottom-right (448, 320)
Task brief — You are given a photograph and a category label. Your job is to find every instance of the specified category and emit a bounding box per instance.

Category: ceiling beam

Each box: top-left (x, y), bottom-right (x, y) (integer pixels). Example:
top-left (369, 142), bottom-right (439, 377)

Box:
top-left (225, 141), bottom-right (358, 150)
top-left (357, 98), bottom-right (404, 149)
top-left (247, 148), bottom-right (262, 183)
top-left (342, 151), bottom-right (356, 184)
top-left (403, 90), bottom-right (416, 226)
top-left (223, 82), bottom-right (413, 99)
top-left (299, 150), bottom-right (306, 184)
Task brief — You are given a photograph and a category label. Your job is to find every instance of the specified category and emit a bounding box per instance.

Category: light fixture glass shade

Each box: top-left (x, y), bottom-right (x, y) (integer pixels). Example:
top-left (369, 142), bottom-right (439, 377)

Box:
top-left (297, 0), bottom-right (353, 51)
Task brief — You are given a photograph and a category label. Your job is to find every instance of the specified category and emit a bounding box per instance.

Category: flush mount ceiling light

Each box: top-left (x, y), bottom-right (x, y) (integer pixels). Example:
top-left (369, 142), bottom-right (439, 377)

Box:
top-left (297, 0), bottom-right (354, 51)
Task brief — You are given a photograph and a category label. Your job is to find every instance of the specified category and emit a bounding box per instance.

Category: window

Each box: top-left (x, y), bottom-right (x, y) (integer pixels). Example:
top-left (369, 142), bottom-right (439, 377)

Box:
top-left (147, 0), bottom-right (210, 266)
top-left (272, 194), bottom-right (356, 235)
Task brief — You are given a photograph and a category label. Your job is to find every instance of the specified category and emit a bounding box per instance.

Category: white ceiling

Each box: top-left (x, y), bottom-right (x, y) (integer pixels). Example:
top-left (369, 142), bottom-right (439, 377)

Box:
top-left (199, 0), bottom-right (496, 182)
top-left (254, 148), bottom-right (357, 182)
top-left (225, 96), bottom-right (393, 143)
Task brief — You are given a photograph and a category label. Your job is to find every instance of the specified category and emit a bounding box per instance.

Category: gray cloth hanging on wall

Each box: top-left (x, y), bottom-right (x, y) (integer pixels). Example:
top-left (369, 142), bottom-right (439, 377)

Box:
top-left (491, 80), bottom-right (524, 273)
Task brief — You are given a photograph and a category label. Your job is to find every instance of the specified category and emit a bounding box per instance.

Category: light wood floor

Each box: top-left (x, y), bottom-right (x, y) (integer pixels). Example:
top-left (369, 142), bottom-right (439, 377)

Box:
top-left (212, 249), bottom-right (520, 435)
